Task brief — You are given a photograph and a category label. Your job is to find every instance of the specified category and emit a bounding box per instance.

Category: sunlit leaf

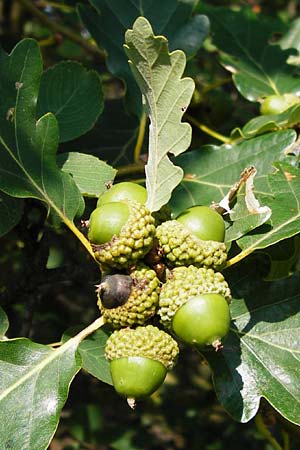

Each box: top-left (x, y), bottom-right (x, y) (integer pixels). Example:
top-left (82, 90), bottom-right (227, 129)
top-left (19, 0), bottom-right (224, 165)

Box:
top-left (201, 5), bottom-right (299, 101)
top-left (231, 104), bottom-right (300, 139)
top-left (124, 17), bottom-right (194, 211)
top-left (206, 266), bottom-right (300, 424)
top-left (0, 337), bottom-right (81, 450)
top-left (170, 130), bottom-right (296, 216)
top-left (57, 152), bottom-right (117, 198)
top-left (78, 0), bottom-right (208, 114)
top-left (236, 162), bottom-right (300, 251)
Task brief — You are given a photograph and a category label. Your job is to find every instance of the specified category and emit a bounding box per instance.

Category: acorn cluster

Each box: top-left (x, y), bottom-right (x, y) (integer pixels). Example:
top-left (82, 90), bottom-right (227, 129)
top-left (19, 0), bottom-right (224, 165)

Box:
top-left (87, 182), bottom-right (232, 406)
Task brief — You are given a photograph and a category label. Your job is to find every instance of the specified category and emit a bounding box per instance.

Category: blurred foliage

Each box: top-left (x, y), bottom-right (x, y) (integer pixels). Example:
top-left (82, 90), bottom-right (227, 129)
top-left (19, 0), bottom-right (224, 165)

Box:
top-left (1, 0), bottom-right (300, 449)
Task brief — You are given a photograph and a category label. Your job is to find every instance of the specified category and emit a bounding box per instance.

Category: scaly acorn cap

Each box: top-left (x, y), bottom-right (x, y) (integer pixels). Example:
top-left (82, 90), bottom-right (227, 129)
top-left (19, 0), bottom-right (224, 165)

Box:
top-left (156, 220), bottom-right (227, 270)
top-left (105, 325), bottom-right (179, 369)
top-left (98, 265), bottom-right (161, 328)
top-left (158, 265), bottom-right (231, 328)
top-left (92, 201), bottom-right (156, 269)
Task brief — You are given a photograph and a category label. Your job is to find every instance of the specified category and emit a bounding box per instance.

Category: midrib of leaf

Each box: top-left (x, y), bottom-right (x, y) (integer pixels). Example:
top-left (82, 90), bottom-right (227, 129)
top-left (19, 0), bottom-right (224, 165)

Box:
top-left (0, 129), bottom-right (95, 258)
top-left (0, 127), bottom-right (64, 218)
top-left (54, 84), bottom-right (82, 117)
top-left (0, 316), bottom-right (104, 402)
top-left (227, 201), bottom-right (300, 267)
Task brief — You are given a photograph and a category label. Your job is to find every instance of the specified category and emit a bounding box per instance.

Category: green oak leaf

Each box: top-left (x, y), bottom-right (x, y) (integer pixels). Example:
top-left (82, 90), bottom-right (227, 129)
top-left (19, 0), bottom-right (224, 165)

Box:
top-left (57, 152), bottom-right (117, 198)
top-left (236, 162), bottom-right (300, 252)
top-left (62, 325), bottom-right (112, 385)
top-left (279, 17), bottom-right (300, 60)
top-left (0, 337), bottom-right (81, 450)
top-left (78, 329), bottom-right (112, 385)
top-left (170, 130), bottom-right (296, 216)
top-left (0, 307), bottom-right (9, 338)
top-left (225, 180), bottom-right (272, 244)
top-left (205, 266), bottom-right (300, 424)
top-left (231, 104), bottom-right (300, 139)
top-left (200, 4), bottom-right (299, 102)
top-left (124, 17), bottom-right (195, 212)
top-left (60, 100), bottom-right (141, 167)
top-left (0, 39), bottom-right (84, 222)
top-left (78, 0), bottom-right (208, 114)
top-left (260, 236), bottom-right (300, 281)
top-left (36, 61), bottom-right (104, 143)
top-left (0, 192), bottom-right (24, 237)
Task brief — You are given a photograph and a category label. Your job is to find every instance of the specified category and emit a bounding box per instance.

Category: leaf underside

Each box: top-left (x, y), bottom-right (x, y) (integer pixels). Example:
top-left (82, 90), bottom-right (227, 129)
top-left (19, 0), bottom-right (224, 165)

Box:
top-left (124, 17), bottom-right (195, 212)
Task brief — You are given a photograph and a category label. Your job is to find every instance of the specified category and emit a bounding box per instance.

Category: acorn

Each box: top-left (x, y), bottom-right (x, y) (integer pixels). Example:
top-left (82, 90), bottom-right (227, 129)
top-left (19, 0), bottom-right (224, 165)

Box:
top-left (158, 265), bottom-right (231, 349)
top-left (105, 325), bottom-right (179, 407)
top-left (97, 265), bottom-right (161, 328)
top-left (97, 181), bottom-right (147, 207)
top-left (176, 205), bottom-right (225, 242)
top-left (97, 274), bottom-right (133, 309)
top-left (89, 201), bottom-right (156, 269)
top-left (171, 293), bottom-right (231, 350)
top-left (156, 220), bottom-right (227, 270)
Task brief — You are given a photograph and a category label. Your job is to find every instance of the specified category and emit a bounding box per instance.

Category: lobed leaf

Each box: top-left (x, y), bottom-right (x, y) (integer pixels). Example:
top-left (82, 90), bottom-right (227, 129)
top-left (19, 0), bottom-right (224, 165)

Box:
top-left (170, 130), bottom-right (296, 216)
top-left (0, 39), bottom-right (83, 222)
top-left (57, 152), bottom-right (117, 198)
top-left (236, 162), bottom-right (300, 251)
top-left (37, 61), bottom-right (104, 143)
top-left (206, 267), bottom-right (300, 424)
top-left (232, 104), bottom-right (300, 139)
top-left (225, 178), bottom-right (272, 244)
top-left (201, 4), bottom-right (300, 101)
top-left (0, 337), bottom-right (81, 450)
top-left (124, 17), bottom-right (195, 212)
top-left (78, 329), bottom-right (112, 385)
top-left (78, 0), bottom-right (208, 114)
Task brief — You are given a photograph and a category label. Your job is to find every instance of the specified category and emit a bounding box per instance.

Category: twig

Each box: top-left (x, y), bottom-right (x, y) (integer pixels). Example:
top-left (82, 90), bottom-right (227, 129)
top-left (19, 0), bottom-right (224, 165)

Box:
top-left (17, 0), bottom-right (106, 60)
top-left (186, 113), bottom-right (232, 144)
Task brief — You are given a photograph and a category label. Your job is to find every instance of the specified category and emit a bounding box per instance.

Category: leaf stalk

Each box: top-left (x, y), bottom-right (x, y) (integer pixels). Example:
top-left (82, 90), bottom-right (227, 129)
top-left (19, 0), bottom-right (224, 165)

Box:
top-left (186, 114), bottom-right (232, 143)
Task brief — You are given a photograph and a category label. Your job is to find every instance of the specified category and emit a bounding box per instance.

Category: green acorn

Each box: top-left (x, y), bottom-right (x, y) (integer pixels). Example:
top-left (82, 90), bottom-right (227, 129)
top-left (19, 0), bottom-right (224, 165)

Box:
top-left (97, 265), bottom-right (161, 328)
top-left (158, 265), bottom-right (231, 329)
top-left (156, 220), bottom-right (227, 270)
top-left (89, 201), bottom-right (156, 269)
top-left (97, 181), bottom-right (147, 207)
top-left (105, 325), bottom-right (179, 407)
top-left (171, 293), bottom-right (231, 350)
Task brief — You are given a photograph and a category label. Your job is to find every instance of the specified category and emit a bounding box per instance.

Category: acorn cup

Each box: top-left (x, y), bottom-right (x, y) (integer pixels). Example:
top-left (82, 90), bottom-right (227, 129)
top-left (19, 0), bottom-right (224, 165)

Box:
top-left (158, 265), bottom-right (231, 350)
top-left (97, 264), bottom-right (161, 328)
top-left (155, 220), bottom-right (227, 270)
top-left (105, 325), bottom-right (179, 408)
top-left (88, 200), bottom-right (156, 269)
